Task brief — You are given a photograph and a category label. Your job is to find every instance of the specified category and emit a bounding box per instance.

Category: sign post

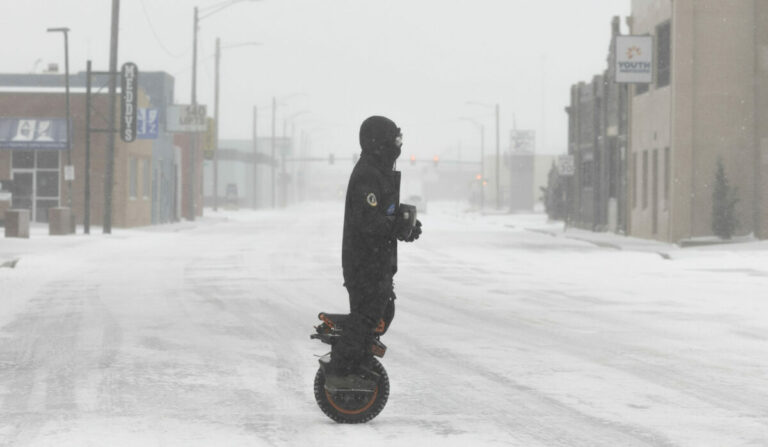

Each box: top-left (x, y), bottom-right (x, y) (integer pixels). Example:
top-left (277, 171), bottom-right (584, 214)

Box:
top-left (85, 59), bottom-right (138, 234)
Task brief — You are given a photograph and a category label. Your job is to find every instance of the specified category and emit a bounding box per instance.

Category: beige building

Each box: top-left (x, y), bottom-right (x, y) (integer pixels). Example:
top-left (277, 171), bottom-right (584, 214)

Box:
top-left (629, 0), bottom-right (768, 241)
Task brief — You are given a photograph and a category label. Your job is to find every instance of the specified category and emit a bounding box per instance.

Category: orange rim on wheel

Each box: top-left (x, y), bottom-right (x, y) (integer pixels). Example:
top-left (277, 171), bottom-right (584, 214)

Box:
top-left (325, 386), bottom-right (379, 415)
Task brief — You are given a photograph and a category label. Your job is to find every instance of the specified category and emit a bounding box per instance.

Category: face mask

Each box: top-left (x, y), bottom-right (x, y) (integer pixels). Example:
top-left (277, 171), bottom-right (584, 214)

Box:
top-left (390, 131), bottom-right (402, 160)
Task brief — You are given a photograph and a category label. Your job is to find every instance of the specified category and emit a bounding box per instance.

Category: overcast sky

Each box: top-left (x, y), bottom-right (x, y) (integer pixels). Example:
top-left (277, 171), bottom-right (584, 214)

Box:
top-left (1, 0), bottom-right (630, 160)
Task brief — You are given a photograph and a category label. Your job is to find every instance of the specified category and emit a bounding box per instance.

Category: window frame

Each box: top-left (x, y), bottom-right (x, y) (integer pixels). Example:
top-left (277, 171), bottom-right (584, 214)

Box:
top-left (656, 20), bottom-right (672, 88)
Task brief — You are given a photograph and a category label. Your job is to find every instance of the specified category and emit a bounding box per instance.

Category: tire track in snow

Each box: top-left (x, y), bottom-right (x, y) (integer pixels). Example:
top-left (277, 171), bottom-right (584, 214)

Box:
top-left (0, 281), bottom-right (98, 446)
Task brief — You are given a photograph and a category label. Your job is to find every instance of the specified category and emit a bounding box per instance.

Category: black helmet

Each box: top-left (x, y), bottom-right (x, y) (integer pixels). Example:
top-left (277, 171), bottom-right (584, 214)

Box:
top-left (359, 116), bottom-right (402, 168)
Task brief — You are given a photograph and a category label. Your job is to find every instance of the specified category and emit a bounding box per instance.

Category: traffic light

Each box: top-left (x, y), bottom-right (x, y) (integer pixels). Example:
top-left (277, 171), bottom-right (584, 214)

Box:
top-left (329, 153), bottom-right (335, 165)
top-left (410, 155), bottom-right (416, 166)
top-left (433, 155), bottom-right (439, 167)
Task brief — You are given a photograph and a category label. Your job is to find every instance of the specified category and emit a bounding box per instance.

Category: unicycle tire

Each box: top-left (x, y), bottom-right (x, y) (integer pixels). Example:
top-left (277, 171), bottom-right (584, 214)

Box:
top-left (314, 358), bottom-right (389, 423)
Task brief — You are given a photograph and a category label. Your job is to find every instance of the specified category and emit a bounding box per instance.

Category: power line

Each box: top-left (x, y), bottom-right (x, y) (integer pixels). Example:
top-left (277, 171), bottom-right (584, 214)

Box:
top-left (139, 0), bottom-right (186, 59)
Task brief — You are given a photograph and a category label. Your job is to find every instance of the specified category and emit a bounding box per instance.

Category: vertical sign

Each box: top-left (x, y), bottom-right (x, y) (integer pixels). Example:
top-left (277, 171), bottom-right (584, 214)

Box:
top-left (615, 36), bottom-right (653, 84)
top-left (121, 62), bottom-right (138, 142)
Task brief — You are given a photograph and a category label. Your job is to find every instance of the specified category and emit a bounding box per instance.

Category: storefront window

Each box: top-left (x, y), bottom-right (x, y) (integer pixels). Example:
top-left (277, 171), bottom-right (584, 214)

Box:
top-left (37, 151), bottom-right (59, 169)
top-left (10, 151), bottom-right (60, 222)
top-left (36, 171), bottom-right (59, 197)
top-left (11, 150), bottom-right (34, 169)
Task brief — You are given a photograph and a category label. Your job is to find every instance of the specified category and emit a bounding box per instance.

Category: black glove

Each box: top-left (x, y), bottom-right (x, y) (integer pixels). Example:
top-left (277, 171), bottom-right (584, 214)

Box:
top-left (404, 219), bottom-right (421, 242)
top-left (395, 204), bottom-right (417, 241)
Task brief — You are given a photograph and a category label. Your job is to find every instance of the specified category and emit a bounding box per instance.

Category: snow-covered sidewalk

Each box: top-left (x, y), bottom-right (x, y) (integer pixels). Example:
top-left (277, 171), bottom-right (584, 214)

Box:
top-left (434, 203), bottom-right (768, 258)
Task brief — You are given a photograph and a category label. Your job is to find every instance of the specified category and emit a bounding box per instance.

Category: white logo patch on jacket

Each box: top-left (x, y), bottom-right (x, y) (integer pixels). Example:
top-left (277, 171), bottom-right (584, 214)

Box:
top-left (366, 193), bottom-right (378, 207)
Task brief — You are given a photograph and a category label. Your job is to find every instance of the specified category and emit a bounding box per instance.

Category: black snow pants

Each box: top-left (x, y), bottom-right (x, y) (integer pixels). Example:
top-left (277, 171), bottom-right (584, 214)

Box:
top-left (331, 277), bottom-right (395, 373)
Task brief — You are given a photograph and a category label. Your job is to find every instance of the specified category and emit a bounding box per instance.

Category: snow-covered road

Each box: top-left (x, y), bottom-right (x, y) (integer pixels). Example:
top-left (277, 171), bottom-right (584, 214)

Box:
top-left (1, 204), bottom-right (768, 446)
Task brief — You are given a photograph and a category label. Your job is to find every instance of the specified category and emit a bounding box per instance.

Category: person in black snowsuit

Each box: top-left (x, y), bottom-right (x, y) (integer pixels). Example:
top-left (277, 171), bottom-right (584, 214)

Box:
top-left (325, 116), bottom-right (422, 388)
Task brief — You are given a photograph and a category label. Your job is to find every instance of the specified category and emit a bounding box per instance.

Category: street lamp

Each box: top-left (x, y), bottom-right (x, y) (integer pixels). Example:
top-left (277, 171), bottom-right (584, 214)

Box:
top-left (281, 110), bottom-right (309, 207)
top-left (270, 93), bottom-right (307, 208)
top-left (190, 0), bottom-right (260, 219)
top-left (459, 116), bottom-right (485, 211)
top-left (46, 27), bottom-right (72, 214)
top-left (194, 0), bottom-right (262, 103)
top-left (213, 38), bottom-right (261, 211)
top-left (284, 110), bottom-right (309, 138)
top-left (467, 101), bottom-right (501, 209)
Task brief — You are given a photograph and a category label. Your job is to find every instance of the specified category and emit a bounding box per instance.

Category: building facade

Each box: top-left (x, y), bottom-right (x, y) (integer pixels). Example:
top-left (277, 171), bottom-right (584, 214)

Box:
top-left (0, 71), bottom-right (190, 228)
top-left (566, 17), bottom-right (629, 232)
top-left (0, 88), bottom-right (153, 227)
top-left (139, 72), bottom-right (181, 224)
top-left (629, 0), bottom-right (768, 241)
top-left (202, 137), bottom-right (276, 209)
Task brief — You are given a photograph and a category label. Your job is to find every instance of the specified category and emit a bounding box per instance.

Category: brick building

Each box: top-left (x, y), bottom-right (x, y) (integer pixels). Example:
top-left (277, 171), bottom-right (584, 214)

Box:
top-left (0, 88), bottom-right (153, 227)
top-left (0, 71), bottom-right (202, 228)
top-left (566, 17), bottom-right (629, 232)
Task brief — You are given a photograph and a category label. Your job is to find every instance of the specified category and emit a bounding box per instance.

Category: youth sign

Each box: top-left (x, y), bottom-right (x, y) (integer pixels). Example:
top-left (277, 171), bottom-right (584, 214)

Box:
top-left (615, 36), bottom-right (653, 84)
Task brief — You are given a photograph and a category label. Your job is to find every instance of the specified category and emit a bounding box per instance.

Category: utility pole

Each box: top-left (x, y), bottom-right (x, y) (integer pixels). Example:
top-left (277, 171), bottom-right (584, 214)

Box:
top-left (192, 7), bottom-right (198, 105)
top-left (480, 124), bottom-right (485, 211)
top-left (495, 103), bottom-right (500, 210)
top-left (63, 29), bottom-right (71, 211)
top-left (84, 60), bottom-right (92, 234)
top-left (252, 105), bottom-right (258, 209)
top-left (299, 129), bottom-right (306, 202)
top-left (281, 124), bottom-right (287, 208)
top-left (213, 37), bottom-right (220, 211)
top-left (103, 0), bottom-right (120, 234)
top-left (271, 96), bottom-right (276, 208)
top-left (281, 111), bottom-right (308, 207)
top-left (188, 6), bottom-right (199, 221)
top-left (46, 27), bottom-right (73, 212)
top-left (460, 117), bottom-right (486, 211)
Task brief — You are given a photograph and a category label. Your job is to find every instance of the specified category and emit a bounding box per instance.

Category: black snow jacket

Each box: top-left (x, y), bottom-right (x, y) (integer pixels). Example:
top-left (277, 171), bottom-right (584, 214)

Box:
top-left (342, 116), bottom-right (402, 288)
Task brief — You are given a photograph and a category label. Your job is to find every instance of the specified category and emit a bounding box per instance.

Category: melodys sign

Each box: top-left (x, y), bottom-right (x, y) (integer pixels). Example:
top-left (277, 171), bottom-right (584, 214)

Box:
top-left (121, 62), bottom-right (139, 142)
top-left (615, 36), bottom-right (653, 84)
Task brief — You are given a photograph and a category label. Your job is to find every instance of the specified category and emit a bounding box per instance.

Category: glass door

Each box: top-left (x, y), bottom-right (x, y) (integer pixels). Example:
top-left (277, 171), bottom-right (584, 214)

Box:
top-left (35, 151), bottom-right (60, 223)
top-left (11, 172), bottom-right (33, 212)
top-left (11, 150), bottom-right (60, 222)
